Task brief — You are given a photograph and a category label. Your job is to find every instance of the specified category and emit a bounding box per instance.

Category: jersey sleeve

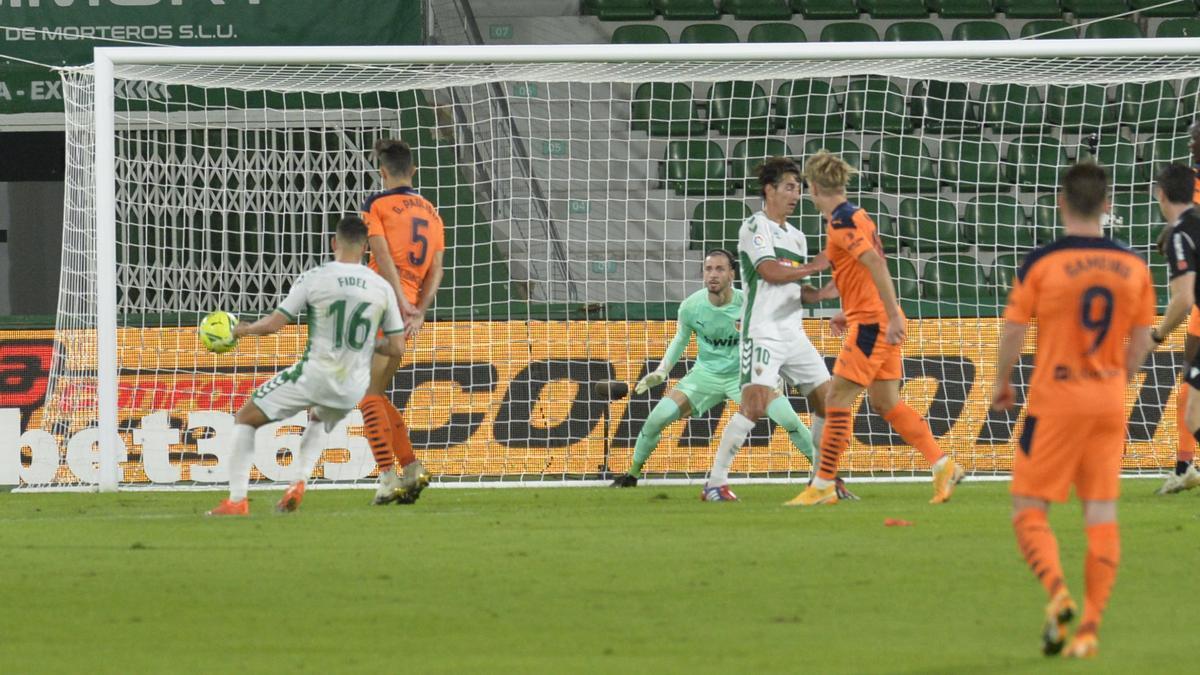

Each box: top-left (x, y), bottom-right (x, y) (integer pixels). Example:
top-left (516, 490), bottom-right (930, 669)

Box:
top-left (1164, 227), bottom-right (1198, 279)
top-left (1003, 269), bottom-right (1037, 325)
top-left (379, 283), bottom-right (405, 335)
top-left (739, 218), bottom-right (775, 269)
top-left (362, 197), bottom-right (386, 240)
top-left (429, 209), bottom-right (446, 255)
top-left (277, 273), bottom-right (310, 321)
top-left (656, 302), bottom-right (694, 373)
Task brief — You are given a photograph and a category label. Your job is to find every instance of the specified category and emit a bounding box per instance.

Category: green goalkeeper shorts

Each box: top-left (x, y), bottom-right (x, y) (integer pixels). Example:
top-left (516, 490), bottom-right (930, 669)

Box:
top-left (673, 367), bottom-right (742, 415)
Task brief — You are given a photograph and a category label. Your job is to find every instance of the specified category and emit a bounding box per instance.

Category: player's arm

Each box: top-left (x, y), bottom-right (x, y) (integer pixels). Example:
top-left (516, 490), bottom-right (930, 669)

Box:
top-left (368, 235), bottom-right (416, 315)
top-left (990, 320), bottom-right (1028, 411)
top-left (233, 310), bottom-right (290, 338)
top-left (637, 314), bottom-right (693, 394)
top-left (756, 258), bottom-right (825, 285)
top-left (375, 333), bottom-right (406, 358)
top-left (375, 280), bottom-right (407, 359)
top-left (800, 280), bottom-right (839, 304)
top-left (406, 249), bottom-right (444, 339)
top-left (857, 248), bottom-right (905, 344)
top-left (1153, 273), bottom-right (1194, 344)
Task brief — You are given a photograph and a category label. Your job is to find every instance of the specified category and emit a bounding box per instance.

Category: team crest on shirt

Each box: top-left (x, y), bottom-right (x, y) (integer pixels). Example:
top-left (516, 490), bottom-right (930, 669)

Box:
top-left (1179, 259), bottom-right (1189, 271)
top-left (734, 319), bottom-right (741, 332)
top-left (753, 234), bottom-right (766, 247)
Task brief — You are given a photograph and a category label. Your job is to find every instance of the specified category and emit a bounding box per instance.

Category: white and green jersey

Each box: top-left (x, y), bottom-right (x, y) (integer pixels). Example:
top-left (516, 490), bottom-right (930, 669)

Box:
top-left (737, 210), bottom-right (809, 341)
top-left (276, 261), bottom-right (404, 407)
top-left (657, 288), bottom-right (743, 377)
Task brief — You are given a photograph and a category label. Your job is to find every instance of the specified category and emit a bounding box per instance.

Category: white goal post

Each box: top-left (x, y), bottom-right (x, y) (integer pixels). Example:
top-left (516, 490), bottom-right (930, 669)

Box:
top-left (31, 38), bottom-right (1200, 491)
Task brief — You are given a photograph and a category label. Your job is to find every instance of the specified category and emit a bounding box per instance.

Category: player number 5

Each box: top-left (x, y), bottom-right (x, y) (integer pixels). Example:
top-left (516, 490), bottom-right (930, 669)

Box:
top-left (409, 217), bottom-right (429, 266)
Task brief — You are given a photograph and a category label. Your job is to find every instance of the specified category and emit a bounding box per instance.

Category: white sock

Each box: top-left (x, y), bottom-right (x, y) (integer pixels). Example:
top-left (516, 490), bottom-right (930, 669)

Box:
top-left (810, 415), bottom-right (825, 474)
top-left (228, 423), bottom-right (256, 502)
top-left (296, 421), bottom-right (329, 484)
top-left (707, 413), bottom-right (757, 487)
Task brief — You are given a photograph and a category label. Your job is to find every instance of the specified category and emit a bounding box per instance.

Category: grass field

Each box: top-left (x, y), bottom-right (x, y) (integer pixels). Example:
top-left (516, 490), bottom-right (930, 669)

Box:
top-left (1, 480), bottom-right (1197, 674)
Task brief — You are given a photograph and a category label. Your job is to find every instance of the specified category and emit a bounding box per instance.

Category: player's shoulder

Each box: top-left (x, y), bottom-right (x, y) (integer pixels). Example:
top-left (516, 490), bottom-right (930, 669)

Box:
top-left (1175, 206), bottom-right (1200, 235)
top-left (681, 288), bottom-right (707, 311)
top-left (360, 186), bottom-right (432, 213)
top-left (1016, 235), bottom-right (1144, 283)
top-left (741, 211), bottom-right (772, 233)
top-left (829, 201), bottom-right (864, 230)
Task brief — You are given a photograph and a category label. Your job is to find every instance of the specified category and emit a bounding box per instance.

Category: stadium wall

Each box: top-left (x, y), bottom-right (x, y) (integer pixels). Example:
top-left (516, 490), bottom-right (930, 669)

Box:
top-left (0, 318), bottom-right (1184, 486)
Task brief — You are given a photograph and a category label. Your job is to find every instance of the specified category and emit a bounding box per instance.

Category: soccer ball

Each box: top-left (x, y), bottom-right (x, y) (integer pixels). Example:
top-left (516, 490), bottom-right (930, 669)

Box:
top-left (199, 311), bottom-right (239, 354)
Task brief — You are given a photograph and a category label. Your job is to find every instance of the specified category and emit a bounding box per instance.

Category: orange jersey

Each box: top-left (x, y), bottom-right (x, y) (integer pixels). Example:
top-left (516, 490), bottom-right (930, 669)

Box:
top-left (362, 187), bottom-right (445, 306)
top-left (1004, 236), bottom-right (1155, 417)
top-left (1193, 165), bottom-right (1200, 204)
top-left (825, 201), bottom-right (888, 324)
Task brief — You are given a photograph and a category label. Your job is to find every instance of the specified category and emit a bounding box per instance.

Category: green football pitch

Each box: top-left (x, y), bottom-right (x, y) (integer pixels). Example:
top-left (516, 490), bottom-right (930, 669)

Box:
top-left (1, 480), bottom-right (1196, 674)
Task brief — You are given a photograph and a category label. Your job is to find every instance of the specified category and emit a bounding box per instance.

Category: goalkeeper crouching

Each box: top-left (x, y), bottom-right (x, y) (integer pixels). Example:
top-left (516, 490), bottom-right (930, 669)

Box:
top-left (611, 249), bottom-right (854, 498)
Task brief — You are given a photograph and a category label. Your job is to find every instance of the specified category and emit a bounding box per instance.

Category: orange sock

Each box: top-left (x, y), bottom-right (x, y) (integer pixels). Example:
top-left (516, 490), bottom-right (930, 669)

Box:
top-left (1178, 384), bottom-right (1195, 464)
top-left (1013, 508), bottom-right (1065, 598)
top-left (385, 403), bottom-right (418, 468)
top-left (1081, 521), bottom-right (1120, 636)
top-left (816, 407), bottom-right (852, 481)
top-left (360, 395), bottom-right (395, 473)
top-left (883, 402), bottom-right (945, 466)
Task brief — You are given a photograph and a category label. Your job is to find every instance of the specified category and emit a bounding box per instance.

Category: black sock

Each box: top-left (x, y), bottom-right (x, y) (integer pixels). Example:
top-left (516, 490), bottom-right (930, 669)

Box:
top-left (1178, 460), bottom-right (1193, 476)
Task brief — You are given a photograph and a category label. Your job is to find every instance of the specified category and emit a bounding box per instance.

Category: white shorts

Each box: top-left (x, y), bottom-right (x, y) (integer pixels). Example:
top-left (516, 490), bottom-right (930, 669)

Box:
top-left (250, 365), bottom-right (358, 432)
top-left (740, 334), bottom-right (830, 395)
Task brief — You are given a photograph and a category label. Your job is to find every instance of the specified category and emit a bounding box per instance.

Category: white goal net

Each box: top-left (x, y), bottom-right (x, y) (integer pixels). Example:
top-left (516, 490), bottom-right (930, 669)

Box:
top-left (23, 40), bottom-right (1200, 490)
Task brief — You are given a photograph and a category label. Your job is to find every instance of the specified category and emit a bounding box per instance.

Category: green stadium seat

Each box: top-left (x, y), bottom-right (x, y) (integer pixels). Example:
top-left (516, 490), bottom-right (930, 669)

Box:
top-left (912, 80), bottom-right (981, 131)
top-left (662, 140), bottom-right (730, 196)
top-left (979, 84), bottom-right (1045, 133)
top-left (611, 24), bottom-right (671, 43)
top-left (690, 199), bottom-right (753, 250)
top-left (730, 138), bottom-right (792, 188)
top-left (993, 252), bottom-right (1024, 293)
top-left (951, 20), bottom-right (1010, 39)
top-left (1004, 136), bottom-right (1068, 190)
top-left (889, 257), bottom-right (921, 298)
top-left (1132, 0), bottom-right (1197, 17)
top-left (1003, 1), bottom-right (1063, 19)
top-left (1046, 84), bottom-right (1112, 131)
top-left (1083, 20), bottom-right (1143, 39)
top-left (844, 77), bottom-right (910, 132)
top-left (930, 0), bottom-right (997, 18)
top-left (775, 79), bottom-right (839, 134)
top-left (1062, 0), bottom-right (1129, 18)
top-left (1180, 79), bottom-right (1200, 122)
top-left (922, 254), bottom-right (986, 299)
top-left (859, 0), bottom-right (929, 18)
top-left (1141, 134), bottom-right (1190, 165)
top-left (884, 21), bottom-right (944, 41)
top-left (707, 81), bottom-right (774, 135)
top-left (854, 196), bottom-right (899, 252)
top-left (940, 137), bottom-right (1003, 191)
top-left (871, 137), bottom-right (939, 192)
top-left (582, 0), bottom-right (656, 20)
top-left (719, 0), bottom-right (794, 19)
top-left (803, 137), bottom-right (868, 191)
top-left (679, 23), bottom-right (740, 43)
top-left (898, 198), bottom-right (963, 252)
top-left (1156, 18), bottom-right (1200, 38)
top-left (747, 22), bottom-right (807, 42)
top-left (1020, 20), bottom-right (1076, 39)
top-left (631, 82), bottom-right (704, 136)
top-left (1032, 193), bottom-right (1061, 243)
top-left (820, 22), bottom-right (880, 41)
top-left (1116, 81), bottom-right (1180, 133)
top-left (1081, 137), bottom-right (1149, 190)
top-left (654, 0), bottom-right (722, 19)
top-left (792, 0), bottom-right (860, 18)
top-left (966, 195), bottom-right (1033, 250)
top-left (1110, 194), bottom-right (1161, 250)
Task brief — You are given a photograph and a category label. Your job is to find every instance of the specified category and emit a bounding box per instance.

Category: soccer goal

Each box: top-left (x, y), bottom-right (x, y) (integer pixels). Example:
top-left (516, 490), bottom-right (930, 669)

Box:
top-left (23, 39), bottom-right (1200, 491)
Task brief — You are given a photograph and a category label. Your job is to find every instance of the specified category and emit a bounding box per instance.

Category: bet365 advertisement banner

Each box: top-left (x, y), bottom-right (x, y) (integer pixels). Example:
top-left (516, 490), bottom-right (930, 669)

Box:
top-left (0, 319), bottom-right (1185, 486)
top-left (0, 0), bottom-right (423, 115)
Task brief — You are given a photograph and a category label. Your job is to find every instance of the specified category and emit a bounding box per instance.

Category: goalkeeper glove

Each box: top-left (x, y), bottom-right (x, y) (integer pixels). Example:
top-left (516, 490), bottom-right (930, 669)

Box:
top-left (635, 369), bottom-right (667, 395)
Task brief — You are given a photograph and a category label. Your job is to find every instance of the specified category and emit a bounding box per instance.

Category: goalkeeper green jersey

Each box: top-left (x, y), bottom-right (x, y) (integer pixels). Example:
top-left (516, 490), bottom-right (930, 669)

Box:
top-left (657, 288), bottom-right (744, 377)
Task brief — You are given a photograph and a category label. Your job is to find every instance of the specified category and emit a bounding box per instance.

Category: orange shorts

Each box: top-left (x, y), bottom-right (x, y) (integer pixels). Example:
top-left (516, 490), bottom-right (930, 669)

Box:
top-left (1188, 306), bottom-right (1200, 338)
top-left (833, 322), bottom-right (902, 386)
top-left (1010, 412), bottom-right (1124, 503)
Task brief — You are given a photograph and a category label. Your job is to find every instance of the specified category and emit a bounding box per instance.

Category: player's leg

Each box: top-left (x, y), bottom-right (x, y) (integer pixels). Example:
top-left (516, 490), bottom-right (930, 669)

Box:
top-left (868, 378), bottom-right (963, 504)
top-left (1010, 415), bottom-right (1077, 656)
top-left (784, 374), bottom-right (861, 506)
top-left (702, 338), bottom-right (782, 500)
top-left (613, 388), bottom-right (693, 487)
top-left (275, 407), bottom-right (347, 513)
top-left (1161, 326), bottom-right (1200, 494)
top-left (768, 339), bottom-right (827, 464)
top-left (1065, 419), bottom-right (1123, 658)
top-left (208, 388), bottom-right (275, 516)
top-left (361, 351), bottom-right (406, 504)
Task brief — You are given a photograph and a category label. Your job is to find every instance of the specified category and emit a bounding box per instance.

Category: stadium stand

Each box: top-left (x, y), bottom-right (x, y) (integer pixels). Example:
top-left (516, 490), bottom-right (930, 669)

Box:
top-left (793, 0), bottom-right (861, 19)
top-left (679, 23), bottom-right (740, 42)
top-left (951, 20), bottom-right (1010, 39)
top-left (883, 21), bottom-right (944, 40)
top-left (707, 81), bottom-right (774, 134)
top-left (931, 0), bottom-right (998, 18)
top-left (1156, 17), bottom-right (1200, 37)
top-left (1002, 1), bottom-right (1064, 19)
top-left (582, 0), bottom-right (656, 20)
top-left (1062, 0), bottom-right (1130, 19)
top-left (654, 0), bottom-right (722, 20)
top-left (719, 0), bottom-right (794, 19)
top-left (859, 0), bottom-right (930, 18)
top-left (747, 22), bottom-right (807, 41)
top-left (820, 21), bottom-right (881, 41)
